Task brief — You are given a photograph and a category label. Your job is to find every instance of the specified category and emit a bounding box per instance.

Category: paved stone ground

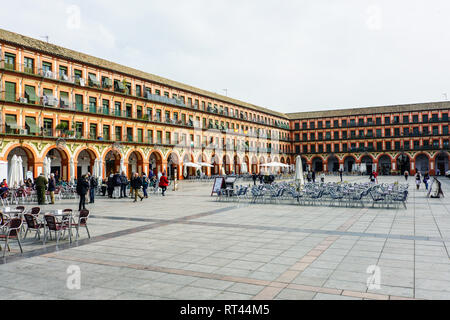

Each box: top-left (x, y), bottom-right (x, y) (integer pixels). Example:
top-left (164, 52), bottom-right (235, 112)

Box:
top-left (0, 175), bottom-right (449, 300)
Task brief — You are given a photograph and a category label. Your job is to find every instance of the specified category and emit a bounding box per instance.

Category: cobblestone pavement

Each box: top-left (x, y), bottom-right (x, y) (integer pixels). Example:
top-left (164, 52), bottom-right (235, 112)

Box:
top-left (0, 175), bottom-right (449, 300)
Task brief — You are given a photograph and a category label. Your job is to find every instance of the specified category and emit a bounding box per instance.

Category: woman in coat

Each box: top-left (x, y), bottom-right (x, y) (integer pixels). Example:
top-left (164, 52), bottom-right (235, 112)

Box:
top-left (158, 172), bottom-right (169, 196)
top-left (415, 171), bottom-right (422, 190)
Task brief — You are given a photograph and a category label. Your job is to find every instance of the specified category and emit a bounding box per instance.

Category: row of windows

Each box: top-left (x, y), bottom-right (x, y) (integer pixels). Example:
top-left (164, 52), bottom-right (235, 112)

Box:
top-left (2, 51), bottom-right (289, 129)
top-left (293, 112), bottom-right (450, 130)
top-left (2, 114), bottom-right (290, 153)
top-left (294, 139), bottom-right (449, 154)
top-left (293, 125), bottom-right (449, 141)
top-left (1, 81), bottom-right (289, 140)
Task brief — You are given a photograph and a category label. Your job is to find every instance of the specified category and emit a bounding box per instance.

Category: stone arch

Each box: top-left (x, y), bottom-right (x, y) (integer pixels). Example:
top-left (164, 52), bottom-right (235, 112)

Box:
top-left (360, 155), bottom-right (374, 175)
top-left (327, 155), bottom-right (339, 173)
top-left (344, 155), bottom-right (356, 173)
top-left (75, 148), bottom-right (98, 179)
top-left (233, 154), bottom-right (241, 174)
top-left (378, 154), bottom-right (392, 175)
top-left (414, 153), bottom-right (430, 174)
top-left (104, 149), bottom-right (122, 177)
top-left (211, 153), bottom-right (220, 175)
top-left (127, 150), bottom-right (145, 178)
top-left (433, 151), bottom-right (449, 175)
top-left (167, 151), bottom-right (180, 180)
top-left (223, 154), bottom-right (231, 175)
top-left (149, 150), bottom-right (164, 176)
top-left (311, 156), bottom-right (324, 172)
top-left (396, 153), bottom-right (411, 175)
top-left (43, 146), bottom-right (70, 181)
top-left (4, 144), bottom-right (37, 183)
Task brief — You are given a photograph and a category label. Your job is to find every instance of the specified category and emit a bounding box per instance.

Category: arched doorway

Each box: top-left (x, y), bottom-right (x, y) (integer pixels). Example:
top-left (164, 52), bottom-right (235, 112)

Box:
top-left (211, 154), bottom-right (220, 175)
top-left (259, 156), bottom-right (266, 174)
top-left (397, 153), bottom-right (410, 175)
top-left (6, 146), bottom-right (35, 183)
top-left (435, 152), bottom-right (449, 175)
top-left (378, 155), bottom-right (391, 175)
top-left (105, 150), bottom-right (121, 177)
top-left (198, 154), bottom-right (208, 175)
top-left (223, 155), bottom-right (231, 175)
top-left (233, 155), bottom-right (241, 175)
top-left (360, 155), bottom-right (374, 175)
top-left (167, 152), bottom-right (179, 180)
top-left (183, 154), bottom-right (196, 178)
top-left (76, 149), bottom-right (96, 179)
top-left (312, 157), bottom-right (323, 172)
top-left (327, 155), bottom-right (339, 172)
top-left (243, 156), bottom-right (250, 174)
top-left (301, 157), bottom-right (307, 172)
top-left (415, 154), bottom-right (430, 174)
top-left (149, 151), bottom-right (163, 176)
top-left (344, 156), bottom-right (356, 173)
top-left (251, 156), bottom-right (258, 174)
top-left (44, 148), bottom-right (69, 181)
top-left (128, 151), bottom-right (144, 179)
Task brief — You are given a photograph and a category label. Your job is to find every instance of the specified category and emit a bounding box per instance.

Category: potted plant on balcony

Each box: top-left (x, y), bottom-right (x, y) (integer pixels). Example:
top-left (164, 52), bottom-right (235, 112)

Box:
top-left (56, 123), bottom-right (69, 137)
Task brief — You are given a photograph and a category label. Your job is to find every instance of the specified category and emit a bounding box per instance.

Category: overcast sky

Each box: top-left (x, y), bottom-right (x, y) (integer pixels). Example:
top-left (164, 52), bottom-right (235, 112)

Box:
top-left (1, 0), bottom-right (450, 114)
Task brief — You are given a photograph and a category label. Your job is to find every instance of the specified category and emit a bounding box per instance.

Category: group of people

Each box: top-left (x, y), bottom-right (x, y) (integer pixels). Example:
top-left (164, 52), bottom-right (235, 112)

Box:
top-left (76, 172), bottom-right (98, 211)
top-left (251, 173), bottom-right (276, 185)
top-left (104, 170), bottom-right (170, 201)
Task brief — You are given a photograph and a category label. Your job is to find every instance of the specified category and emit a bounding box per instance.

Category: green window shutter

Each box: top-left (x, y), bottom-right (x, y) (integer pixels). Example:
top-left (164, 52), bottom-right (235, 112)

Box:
top-left (25, 85), bottom-right (37, 103)
top-left (25, 117), bottom-right (38, 133)
top-left (5, 114), bottom-right (18, 129)
top-left (75, 94), bottom-right (83, 111)
top-left (5, 82), bottom-right (16, 101)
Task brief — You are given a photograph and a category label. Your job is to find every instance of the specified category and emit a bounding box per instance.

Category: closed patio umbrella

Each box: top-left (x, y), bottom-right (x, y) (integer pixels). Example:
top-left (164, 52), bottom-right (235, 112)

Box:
top-left (8, 155), bottom-right (19, 187)
top-left (69, 157), bottom-right (75, 184)
top-left (17, 156), bottom-right (24, 185)
top-left (295, 155), bottom-right (305, 186)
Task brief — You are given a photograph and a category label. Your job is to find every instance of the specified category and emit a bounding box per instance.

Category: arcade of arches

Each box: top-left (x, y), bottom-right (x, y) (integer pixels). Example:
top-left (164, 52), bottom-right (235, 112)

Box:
top-left (1, 143), bottom-right (449, 182)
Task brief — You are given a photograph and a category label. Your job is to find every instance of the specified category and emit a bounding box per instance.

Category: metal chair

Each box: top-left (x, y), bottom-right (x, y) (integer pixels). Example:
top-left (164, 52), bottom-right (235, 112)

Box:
top-left (0, 218), bottom-right (23, 257)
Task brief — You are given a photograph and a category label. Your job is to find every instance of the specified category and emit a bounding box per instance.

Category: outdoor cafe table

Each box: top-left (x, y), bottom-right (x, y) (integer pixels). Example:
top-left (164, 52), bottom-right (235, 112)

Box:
top-left (38, 210), bottom-right (75, 243)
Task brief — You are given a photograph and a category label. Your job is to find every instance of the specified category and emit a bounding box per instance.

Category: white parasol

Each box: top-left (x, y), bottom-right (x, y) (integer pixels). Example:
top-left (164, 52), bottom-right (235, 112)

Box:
top-left (295, 155), bottom-right (305, 186)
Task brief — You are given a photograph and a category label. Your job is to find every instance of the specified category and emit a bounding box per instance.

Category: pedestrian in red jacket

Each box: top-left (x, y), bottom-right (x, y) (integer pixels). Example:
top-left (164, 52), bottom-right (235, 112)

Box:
top-left (159, 173), bottom-right (169, 196)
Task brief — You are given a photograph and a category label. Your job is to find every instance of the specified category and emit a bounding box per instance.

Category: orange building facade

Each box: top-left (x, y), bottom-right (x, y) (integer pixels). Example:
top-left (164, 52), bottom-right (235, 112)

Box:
top-left (0, 29), bottom-right (291, 182)
top-left (0, 29), bottom-right (449, 182)
top-left (289, 104), bottom-right (450, 176)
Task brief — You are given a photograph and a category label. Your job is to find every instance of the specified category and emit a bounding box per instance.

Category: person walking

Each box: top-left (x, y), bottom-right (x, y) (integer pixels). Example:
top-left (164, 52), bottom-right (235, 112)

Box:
top-left (76, 174), bottom-right (90, 211)
top-left (423, 171), bottom-right (430, 190)
top-left (131, 173), bottom-right (144, 202)
top-left (89, 173), bottom-right (98, 203)
top-left (107, 174), bottom-right (115, 198)
top-left (374, 171), bottom-right (379, 184)
top-left (159, 172), bottom-right (169, 196)
top-left (48, 173), bottom-right (56, 204)
top-left (119, 171), bottom-right (128, 198)
top-left (320, 172), bottom-right (325, 183)
top-left (415, 171), bottom-right (422, 190)
top-left (339, 168), bottom-right (343, 182)
top-left (35, 173), bottom-right (48, 205)
top-left (404, 170), bottom-right (409, 181)
top-left (312, 171), bottom-right (316, 183)
top-left (252, 173), bottom-right (257, 186)
top-left (142, 173), bottom-right (149, 198)
top-left (258, 173), bottom-right (263, 184)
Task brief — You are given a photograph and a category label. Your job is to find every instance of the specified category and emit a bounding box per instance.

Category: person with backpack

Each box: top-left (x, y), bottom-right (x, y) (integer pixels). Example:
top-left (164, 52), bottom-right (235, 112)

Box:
top-left (76, 174), bottom-right (90, 211)
top-left (119, 171), bottom-right (128, 198)
top-left (89, 173), bottom-right (98, 203)
top-left (142, 172), bottom-right (149, 198)
top-left (159, 172), bottom-right (169, 196)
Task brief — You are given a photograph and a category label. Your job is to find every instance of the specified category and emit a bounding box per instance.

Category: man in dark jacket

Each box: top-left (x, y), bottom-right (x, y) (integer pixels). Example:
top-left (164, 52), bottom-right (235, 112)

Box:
top-left (107, 174), bottom-right (115, 198)
top-left (35, 173), bottom-right (48, 205)
top-left (131, 172), bottom-right (144, 202)
top-left (252, 173), bottom-right (257, 185)
top-left (119, 171), bottom-right (128, 198)
top-left (76, 174), bottom-right (90, 211)
top-left (89, 173), bottom-right (98, 203)
top-left (113, 172), bottom-right (121, 198)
